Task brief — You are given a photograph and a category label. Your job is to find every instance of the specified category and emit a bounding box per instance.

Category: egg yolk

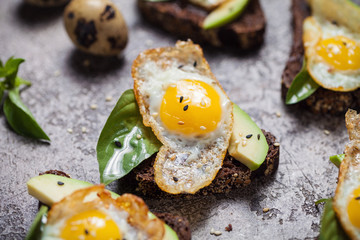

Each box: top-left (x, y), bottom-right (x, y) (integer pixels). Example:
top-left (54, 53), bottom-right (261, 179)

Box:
top-left (160, 79), bottom-right (221, 136)
top-left (60, 209), bottom-right (122, 240)
top-left (347, 186), bottom-right (360, 229)
top-left (316, 36), bottom-right (360, 71)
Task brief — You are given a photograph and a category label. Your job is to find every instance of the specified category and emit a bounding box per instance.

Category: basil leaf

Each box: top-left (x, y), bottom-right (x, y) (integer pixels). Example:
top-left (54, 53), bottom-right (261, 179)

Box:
top-left (15, 76), bottom-right (32, 88)
top-left (330, 154), bottom-right (345, 168)
top-left (319, 199), bottom-right (350, 240)
top-left (285, 59), bottom-right (320, 105)
top-left (0, 83), bottom-right (4, 104)
top-left (97, 89), bottom-right (162, 185)
top-left (3, 58), bottom-right (25, 88)
top-left (25, 205), bottom-right (48, 240)
top-left (3, 88), bottom-right (50, 141)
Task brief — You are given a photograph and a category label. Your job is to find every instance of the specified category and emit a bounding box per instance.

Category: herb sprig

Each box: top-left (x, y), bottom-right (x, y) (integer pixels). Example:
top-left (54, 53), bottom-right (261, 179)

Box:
top-left (0, 57), bottom-right (50, 141)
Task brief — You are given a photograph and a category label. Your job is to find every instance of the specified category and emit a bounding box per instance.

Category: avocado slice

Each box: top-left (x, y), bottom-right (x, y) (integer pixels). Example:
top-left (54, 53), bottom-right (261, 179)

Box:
top-left (203, 0), bottom-right (249, 30)
top-left (26, 174), bottom-right (179, 240)
top-left (228, 103), bottom-right (269, 171)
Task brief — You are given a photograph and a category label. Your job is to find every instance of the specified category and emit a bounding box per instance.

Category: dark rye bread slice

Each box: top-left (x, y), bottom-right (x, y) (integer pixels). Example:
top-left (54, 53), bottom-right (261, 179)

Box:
top-left (137, 0), bottom-right (265, 49)
top-left (121, 130), bottom-right (279, 197)
top-left (38, 170), bottom-right (191, 240)
top-left (281, 0), bottom-right (360, 114)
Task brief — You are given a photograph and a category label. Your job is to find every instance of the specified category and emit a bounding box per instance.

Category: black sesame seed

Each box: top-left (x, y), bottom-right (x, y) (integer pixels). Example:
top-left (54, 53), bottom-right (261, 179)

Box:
top-left (68, 12), bottom-right (74, 19)
top-left (246, 134), bottom-right (253, 139)
top-left (85, 229), bottom-right (89, 235)
top-left (193, 61), bottom-right (197, 67)
top-left (57, 181), bottom-right (64, 186)
top-left (355, 196), bottom-right (360, 200)
top-left (115, 141), bottom-right (122, 148)
top-left (178, 65), bottom-right (184, 69)
top-left (257, 134), bottom-right (260, 140)
top-left (173, 177), bottom-right (178, 182)
top-left (183, 105), bottom-right (189, 111)
top-left (180, 96), bottom-right (184, 103)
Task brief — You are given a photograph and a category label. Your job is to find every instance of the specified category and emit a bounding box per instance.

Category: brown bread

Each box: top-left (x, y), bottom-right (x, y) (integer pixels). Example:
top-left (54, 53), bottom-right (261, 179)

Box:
top-left (137, 0), bottom-right (266, 49)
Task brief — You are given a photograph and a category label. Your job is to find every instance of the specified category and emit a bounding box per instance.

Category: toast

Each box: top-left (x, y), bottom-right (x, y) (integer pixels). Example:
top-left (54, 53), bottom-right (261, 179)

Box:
top-left (137, 0), bottom-right (266, 49)
top-left (281, 0), bottom-right (360, 115)
top-left (38, 171), bottom-right (191, 240)
top-left (121, 129), bottom-right (279, 197)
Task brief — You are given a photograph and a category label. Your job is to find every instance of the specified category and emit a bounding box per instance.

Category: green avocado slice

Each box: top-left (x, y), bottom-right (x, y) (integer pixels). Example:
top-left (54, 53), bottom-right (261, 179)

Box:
top-left (228, 103), bottom-right (269, 171)
top-left (203, 0), bottom-right (249, 30)
top-left (26, 174), bottom-right (179, 240)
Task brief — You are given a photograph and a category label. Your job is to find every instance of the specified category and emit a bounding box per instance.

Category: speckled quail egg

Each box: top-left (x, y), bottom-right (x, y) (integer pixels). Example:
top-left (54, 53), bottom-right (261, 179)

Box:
top-left (64, 0), bottom-right (128, 56)
top-left (42, 185), bottom-right (165, 239)
top-left (334, 109), bottom-right (360, 239)
top-left (132, 40), bottom-right (233, 194)
top-left (24, 0), bottom-right (69, 7)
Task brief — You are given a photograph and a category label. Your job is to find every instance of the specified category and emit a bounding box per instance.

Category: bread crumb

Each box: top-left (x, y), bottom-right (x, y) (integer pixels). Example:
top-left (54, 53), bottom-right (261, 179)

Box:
top-left (324, 130), bottom-right (330, 135)
top-left (67, 128), bottom-right (73, 134)
top-left (105, 96), bottom-right (113, 102)
top-left (214, 231), bottom-right (222, 236)
top-left (274, 142), bottom-right (280, 147)
top-left (54, 70), bottom-right (61, 77)
top-left (210, 228), bottom-right (222, 236)
top-left (145, 39), bottom-right (154, 47)
top-left (225, 224), bottom-right (232, 232)
top-left (263, 207), bottom-right (270, 213)
top-left (90, 104), bottom-right (97, 110)
top-left (81, 127), bottom-right (87, 133)
top-left (275, 111), bottom-right (281, 117)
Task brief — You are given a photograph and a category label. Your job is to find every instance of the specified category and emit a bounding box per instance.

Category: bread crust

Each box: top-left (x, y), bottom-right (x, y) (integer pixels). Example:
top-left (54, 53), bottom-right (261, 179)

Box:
top-left (137, 0), bottom-right (265, 49)
top-left (121, 129), bottom-right (279, 197)
top-left (281, 0), bottom-right (360, 115)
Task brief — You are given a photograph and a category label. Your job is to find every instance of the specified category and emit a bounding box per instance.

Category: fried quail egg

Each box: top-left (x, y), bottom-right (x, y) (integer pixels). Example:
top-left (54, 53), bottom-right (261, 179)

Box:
top-left (303, 15), bottom-right (360, 91)
top-left (132, 40), bottom-right (233, 194)
top-left (42, 185), bottom-right (165, 239)
top-left (334, 109), bottom-right (360, 239)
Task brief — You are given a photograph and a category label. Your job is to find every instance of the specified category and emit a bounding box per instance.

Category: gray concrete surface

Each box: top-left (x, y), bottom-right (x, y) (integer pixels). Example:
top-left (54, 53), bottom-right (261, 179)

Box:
top-left (0, 0), bottom-right (348, 239)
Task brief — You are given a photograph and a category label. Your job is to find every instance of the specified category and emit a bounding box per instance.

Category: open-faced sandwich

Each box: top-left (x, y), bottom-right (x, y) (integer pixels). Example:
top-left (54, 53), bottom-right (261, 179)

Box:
top-left (318, 109), bottom-right (360, 239)
top-left (96, 40), bottom-right (279, 196)
top-left (282, 0), bottom-right (360, 114)
top-left (137, 0), bottom-right (266, 50)
top-left (26, 170), bottom-right (191, 240)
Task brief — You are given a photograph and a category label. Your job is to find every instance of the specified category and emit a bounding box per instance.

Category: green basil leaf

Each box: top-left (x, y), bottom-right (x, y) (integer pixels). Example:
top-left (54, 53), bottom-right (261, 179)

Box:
top-left (319, 199), bottom-right (350, 240)
top-left (15, 76), bottom-right (32, 88)
top-left (330, 154), bottom-right (345, 168)
top-left (3, 58), bottom-right (25, 88)
top-left (3, 89), bottom-right (50, 141)
top-left (97, 89), bottom-right (162, 185)
top-left (25, 205), bottom-right (48, 240)
top-left (0, 83), bottom-right (4, 104)
top-left (285, 59), bottom-right (320, 105)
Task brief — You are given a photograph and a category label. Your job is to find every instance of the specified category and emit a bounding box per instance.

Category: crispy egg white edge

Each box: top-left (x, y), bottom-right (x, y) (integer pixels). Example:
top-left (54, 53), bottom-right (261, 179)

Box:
top-left (304, 16), bottom-right (360, 91)
top-left (42, 204), bottom-right (141, 240)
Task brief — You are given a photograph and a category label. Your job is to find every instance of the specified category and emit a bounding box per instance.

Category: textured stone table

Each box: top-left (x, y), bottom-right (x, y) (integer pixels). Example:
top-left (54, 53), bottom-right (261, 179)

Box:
top-left (0, 0), bottom-right (348, 239)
